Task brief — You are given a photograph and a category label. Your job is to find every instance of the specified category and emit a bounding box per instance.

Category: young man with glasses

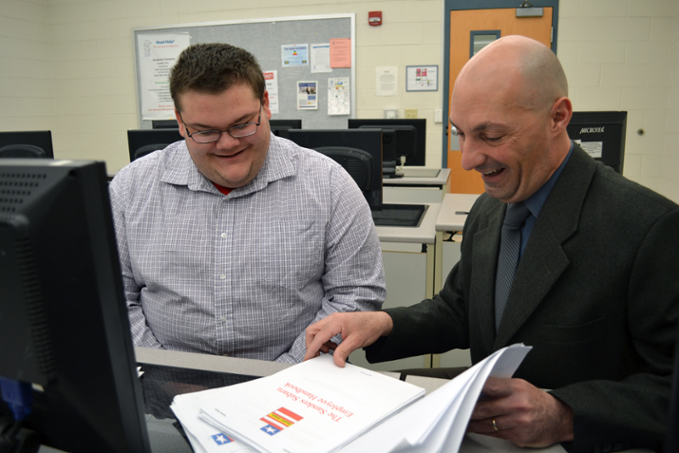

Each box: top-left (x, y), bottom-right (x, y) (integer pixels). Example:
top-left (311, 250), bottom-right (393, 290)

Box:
top-left (109, 43), bottom-right (385, 363)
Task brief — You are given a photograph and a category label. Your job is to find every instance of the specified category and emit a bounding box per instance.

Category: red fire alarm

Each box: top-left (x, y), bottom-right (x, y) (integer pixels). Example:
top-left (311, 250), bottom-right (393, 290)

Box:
top-left (369, 11), bottom-right (382, 26)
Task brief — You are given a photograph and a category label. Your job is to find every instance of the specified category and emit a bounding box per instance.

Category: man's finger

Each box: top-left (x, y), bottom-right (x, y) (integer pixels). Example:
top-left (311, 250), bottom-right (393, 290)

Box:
top-left (304, 318), bottom-right (342, 361)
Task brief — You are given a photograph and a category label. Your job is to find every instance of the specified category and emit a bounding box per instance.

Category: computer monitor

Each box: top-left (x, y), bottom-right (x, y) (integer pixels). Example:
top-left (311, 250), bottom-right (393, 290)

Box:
top-left (152, 119), bottom-right (179, 129)
top-left (127, 129), bottom-right (183, 162)
top-left (269, 119), bottom-right (302, 139)
top-left (0, 131), bottom-right (54, 159)
top-left (348, 119), bottom-right (426, 166)
top-left (567, 111), bottom-right (627, 174)
top-left (0, 159), bottom-right (151, 453)
top-left (287, 129), bottom-right (383, 211)
top-left (355, 125), bottom-right (417, 178)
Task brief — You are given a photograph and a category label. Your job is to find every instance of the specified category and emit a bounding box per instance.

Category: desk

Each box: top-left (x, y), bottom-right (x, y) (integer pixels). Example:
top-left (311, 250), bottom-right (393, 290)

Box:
top-left (434, 193), bottom-right (481, 293)
top-left (38, 348), bottom-right (652, 453)
top-left (383, 167), bottom-right (451, 204)
top-left (349, 203), bottom-right (441, 372)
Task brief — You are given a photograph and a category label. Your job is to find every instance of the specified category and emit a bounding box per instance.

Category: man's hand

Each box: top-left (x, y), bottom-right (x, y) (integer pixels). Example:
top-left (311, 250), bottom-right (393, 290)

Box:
top-left (467, 377), bottom-right (574, 448)
top-left (304, 311), bottom-right (394, 367)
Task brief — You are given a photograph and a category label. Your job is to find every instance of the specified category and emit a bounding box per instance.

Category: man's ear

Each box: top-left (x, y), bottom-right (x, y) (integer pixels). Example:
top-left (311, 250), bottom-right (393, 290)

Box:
top-left (550, 97), bottom-right (573, 136)
top-left (262, 90), bottom-right (273, 120)
top-left (175, 109), bottom-right (187, 138)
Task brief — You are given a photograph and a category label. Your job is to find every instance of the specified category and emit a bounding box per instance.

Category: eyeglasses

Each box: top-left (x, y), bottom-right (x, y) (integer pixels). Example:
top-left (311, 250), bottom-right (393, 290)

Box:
top-left (179, 104), bottom-right (262, 144)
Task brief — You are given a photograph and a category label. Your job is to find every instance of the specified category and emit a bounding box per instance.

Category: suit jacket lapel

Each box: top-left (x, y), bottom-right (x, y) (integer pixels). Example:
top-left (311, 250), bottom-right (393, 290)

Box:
top-left (493, 145), bottom-right (598, 349)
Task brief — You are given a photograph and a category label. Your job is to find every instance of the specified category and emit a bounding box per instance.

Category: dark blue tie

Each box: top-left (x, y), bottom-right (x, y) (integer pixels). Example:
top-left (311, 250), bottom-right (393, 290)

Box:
top-left (495, 202), bottom-right (531, 331)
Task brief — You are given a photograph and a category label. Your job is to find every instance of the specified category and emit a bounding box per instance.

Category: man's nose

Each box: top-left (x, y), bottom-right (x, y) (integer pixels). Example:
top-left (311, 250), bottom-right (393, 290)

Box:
top-left (459, 139), bottom-right (485, 172)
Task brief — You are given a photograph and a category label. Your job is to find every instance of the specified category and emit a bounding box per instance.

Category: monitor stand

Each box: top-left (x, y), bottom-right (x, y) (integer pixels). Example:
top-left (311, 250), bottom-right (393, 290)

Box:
top-left (372, 204), bottom-right (428, 227)
top-left (382, 160), bottom-right (404, 179)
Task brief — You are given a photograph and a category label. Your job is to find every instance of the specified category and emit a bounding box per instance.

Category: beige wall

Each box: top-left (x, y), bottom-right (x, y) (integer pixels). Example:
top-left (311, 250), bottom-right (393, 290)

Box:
top-left (0, 0), bottom-right (678, 202)
top-left (558, 0), bottom-right (679, 201)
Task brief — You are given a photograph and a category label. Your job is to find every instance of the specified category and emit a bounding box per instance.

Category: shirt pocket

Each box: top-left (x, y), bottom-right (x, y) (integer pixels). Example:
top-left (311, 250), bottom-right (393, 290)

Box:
top-left (257, 219), bottom-right (324, 290)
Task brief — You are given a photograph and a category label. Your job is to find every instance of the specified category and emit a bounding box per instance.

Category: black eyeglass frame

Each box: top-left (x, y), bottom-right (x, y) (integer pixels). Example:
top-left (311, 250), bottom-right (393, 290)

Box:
top-left (178, 103), bottom-right (263, 144)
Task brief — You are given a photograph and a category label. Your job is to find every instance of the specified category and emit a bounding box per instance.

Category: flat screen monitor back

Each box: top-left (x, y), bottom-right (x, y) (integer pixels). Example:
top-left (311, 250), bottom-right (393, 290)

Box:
top-left (567, 111), bottom-right (627, 174)
top-left (348, 118), bottom-right (426, 166)
top-left (270, 119), bottom-right (302, 139)
top-left (127, 129), bottom-right (183, 162)
top-left (152, 119), bottom-right (179, 129)
top-left (287, 129), bottom-right (383, 211)
top-left (0, 159), bottom-right (151, 453)
top-left (0, 131), bottom-right (54, 158)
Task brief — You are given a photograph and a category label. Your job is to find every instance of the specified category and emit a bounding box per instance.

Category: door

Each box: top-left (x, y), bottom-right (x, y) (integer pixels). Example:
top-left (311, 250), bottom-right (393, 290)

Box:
top-left (443, 3), bottom-right (558, 194)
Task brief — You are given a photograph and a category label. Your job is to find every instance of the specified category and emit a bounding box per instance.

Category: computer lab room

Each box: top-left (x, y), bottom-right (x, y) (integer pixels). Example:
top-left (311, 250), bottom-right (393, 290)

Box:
top-left (1, 1), bottom-right (679, 453)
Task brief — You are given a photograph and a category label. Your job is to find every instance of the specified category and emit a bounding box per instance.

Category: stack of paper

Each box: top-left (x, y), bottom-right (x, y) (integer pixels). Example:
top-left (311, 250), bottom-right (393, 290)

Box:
top-left (171, 344), bottom-right (531, 453)
top-left (336, 343), bottom-right (531, 452)
top-left (172, 353), bottom-right (425, 453)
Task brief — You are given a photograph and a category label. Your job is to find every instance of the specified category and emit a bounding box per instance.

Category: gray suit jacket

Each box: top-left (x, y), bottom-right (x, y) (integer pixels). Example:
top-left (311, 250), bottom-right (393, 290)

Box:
top-left (366, 145), bottom-right (679, 453)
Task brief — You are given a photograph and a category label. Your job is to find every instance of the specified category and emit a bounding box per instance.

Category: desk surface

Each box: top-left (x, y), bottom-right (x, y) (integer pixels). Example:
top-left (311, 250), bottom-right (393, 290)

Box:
top-left (383, 167), bottom-right (451, 186)
top-left (436, 193), bottom-right (481, 232)
top-left (375, 202), bottom-right (441, 244)
top-left (132, 348), bottom-right (568, 453)
top-left (39, 347), bottom-right (651, 453)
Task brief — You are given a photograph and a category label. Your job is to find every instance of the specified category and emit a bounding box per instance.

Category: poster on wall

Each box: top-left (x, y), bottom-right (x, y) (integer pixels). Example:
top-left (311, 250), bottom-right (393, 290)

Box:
top-left (137, 33), bottom-right (191, 120)
top-left (406, 65), bottom-right (438, 91)
top-left (263, 70), bottom-right (280, 115)
top-left (376, 66), bottom-right (398, 96)
top-left (297, 81), bottom-right (318, 110)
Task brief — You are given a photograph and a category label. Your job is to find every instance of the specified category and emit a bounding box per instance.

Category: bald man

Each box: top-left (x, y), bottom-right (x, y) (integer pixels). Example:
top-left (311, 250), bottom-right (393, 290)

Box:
top-left (304, 36), bottom-right (679, 452)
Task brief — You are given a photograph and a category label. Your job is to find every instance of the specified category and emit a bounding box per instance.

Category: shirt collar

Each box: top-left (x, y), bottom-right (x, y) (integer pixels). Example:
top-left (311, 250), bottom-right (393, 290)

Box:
top-left (523, 141), bottom-right (574, 217)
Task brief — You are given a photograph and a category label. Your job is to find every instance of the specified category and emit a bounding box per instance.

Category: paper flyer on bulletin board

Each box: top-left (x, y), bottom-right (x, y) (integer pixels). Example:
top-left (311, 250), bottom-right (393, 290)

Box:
top-left (297, 81), bottom-right (318, 110)
top-left (310, 43), bottom-right (332, 73)
top-left (282, 44), bottom-right (309, 67)
top-left (330, 38), bottom-right (351, 68)
top-left (328, 78), bottom-right (350, 115)
top-left (263, 70), bottom-right (280, 115)
top-left (137, 33), bottom-right (191, 120)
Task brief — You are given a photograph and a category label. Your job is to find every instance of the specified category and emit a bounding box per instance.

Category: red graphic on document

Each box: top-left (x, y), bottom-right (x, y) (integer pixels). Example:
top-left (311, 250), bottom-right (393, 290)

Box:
top-left (260, 407), bottom-right (303, 436)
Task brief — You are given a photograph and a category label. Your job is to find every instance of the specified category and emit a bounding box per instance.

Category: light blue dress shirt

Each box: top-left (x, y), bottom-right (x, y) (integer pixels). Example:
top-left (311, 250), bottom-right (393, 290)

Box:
top-left (109, 134), bottom-right (386, 363)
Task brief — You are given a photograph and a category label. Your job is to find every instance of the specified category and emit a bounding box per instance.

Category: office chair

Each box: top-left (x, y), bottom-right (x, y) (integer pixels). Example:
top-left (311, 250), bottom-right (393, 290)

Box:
top-left (314, 146), bottom-right (372, 191)
top-left (132, 144), bottom-right (167, 161)
top-left (0, 144), bottom-right (46, 158)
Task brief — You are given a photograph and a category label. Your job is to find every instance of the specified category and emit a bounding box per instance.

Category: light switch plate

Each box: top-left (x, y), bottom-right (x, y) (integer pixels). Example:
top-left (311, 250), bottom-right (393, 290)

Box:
top-left (405, 109), bottom-right (418, 119)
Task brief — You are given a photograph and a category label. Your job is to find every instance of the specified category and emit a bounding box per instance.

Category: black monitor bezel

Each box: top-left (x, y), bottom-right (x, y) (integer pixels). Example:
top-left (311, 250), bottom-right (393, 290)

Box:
top-left (127, 129), bottom-right (184, 162)
top-left (152, 119), bottom-right (179, 129)
top-left (0, 131), bottom-right (54, 158)
top-left (0, 159), bottom-right (151, 453)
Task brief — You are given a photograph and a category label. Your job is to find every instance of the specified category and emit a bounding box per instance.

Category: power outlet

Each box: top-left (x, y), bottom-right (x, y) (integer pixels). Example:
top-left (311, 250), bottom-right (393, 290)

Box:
top-left (404, 109), bottom-right (418, 119)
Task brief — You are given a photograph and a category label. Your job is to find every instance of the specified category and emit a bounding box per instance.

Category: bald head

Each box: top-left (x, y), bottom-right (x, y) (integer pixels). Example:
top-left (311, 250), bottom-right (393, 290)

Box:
top-left (449, 35), bottom-right (573, 203)
top-left (457, 35), bottom-right (568, 114)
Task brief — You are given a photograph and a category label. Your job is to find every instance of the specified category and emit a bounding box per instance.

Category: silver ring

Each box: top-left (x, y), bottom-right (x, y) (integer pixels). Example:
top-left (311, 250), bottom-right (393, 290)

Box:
top-left (492, 418), bottom-right (499, 432)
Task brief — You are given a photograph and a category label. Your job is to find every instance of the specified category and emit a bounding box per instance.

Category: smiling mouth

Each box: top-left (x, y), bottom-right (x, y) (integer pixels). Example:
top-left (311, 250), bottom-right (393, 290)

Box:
top-left (215, 148), bottom-right (246, 159)
top-left (481, 168), bottom-right (504, 177)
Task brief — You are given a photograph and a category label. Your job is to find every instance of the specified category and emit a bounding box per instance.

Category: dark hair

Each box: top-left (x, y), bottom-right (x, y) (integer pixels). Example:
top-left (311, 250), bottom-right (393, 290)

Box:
top-left (169, 43), bottom-right (265, 112)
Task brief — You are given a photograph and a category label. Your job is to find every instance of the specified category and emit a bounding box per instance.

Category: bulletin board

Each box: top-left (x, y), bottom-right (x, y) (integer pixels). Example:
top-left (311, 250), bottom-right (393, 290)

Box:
top-left (132, 14), bottom-right (355, 130)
